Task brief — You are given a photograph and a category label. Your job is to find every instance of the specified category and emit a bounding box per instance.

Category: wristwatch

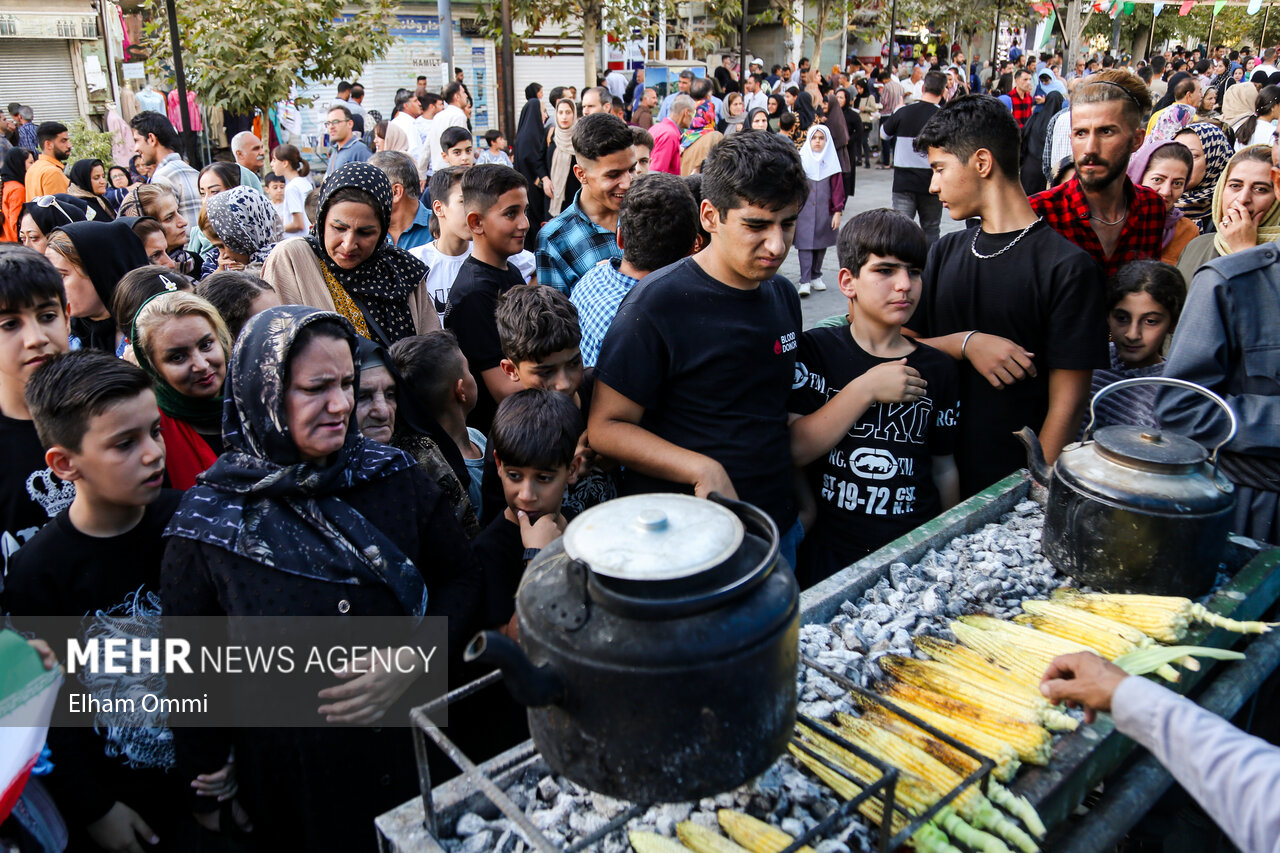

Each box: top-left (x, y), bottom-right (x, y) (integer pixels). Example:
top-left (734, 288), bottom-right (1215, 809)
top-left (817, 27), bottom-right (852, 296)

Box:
top-left (523, 547), bottom-right (542, 563)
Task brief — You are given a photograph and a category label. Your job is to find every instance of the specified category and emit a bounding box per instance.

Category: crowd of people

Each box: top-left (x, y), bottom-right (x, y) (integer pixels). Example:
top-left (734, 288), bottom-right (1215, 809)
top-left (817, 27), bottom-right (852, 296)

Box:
top-left (0, 39), bottom-right (1279, 853)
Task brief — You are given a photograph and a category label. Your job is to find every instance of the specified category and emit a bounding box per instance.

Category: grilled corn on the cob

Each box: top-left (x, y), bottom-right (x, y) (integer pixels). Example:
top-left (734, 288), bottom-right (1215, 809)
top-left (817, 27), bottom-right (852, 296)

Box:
top-left (855, 702), bottom-right (1022, 782)
top-left (835, 715), bottom-right (1039, 853)
top-left (676, 821), bottom-right (751, 853)
top-left (838, 711), bottom-right (1046, 838)
top-left (1051, 591), bottom-right (1276, 642)
top-left (716, 810), bottom-right (815, 853)
top-left (794, 728), bottom-right (1012, 853)
top-left (881, 654), bottom-right (1076, 731)
top-left (1013, 602), bottom-right (1182, 682)
top-left (630, 831), bottom-right (692, 853)
top-left (787, 745), bottom-right (963, 853)
top-left (876, 681), bottom-right (1054, 765)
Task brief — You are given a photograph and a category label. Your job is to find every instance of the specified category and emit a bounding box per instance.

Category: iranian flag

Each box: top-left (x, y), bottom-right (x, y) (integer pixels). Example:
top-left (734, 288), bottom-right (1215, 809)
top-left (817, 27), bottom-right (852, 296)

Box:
top-left (0, 630), bottom-right (62, 822)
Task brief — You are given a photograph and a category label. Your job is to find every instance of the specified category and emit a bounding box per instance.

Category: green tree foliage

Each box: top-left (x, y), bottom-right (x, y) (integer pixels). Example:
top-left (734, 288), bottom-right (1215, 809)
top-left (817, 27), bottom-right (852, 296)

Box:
top-left (141, 0), bottom-right (399, 115)
top-left (67, 119), bottom-right (115, 166)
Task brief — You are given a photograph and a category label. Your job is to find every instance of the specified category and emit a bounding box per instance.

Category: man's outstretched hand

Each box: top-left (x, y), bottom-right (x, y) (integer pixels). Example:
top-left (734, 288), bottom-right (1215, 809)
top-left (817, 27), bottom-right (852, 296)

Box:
top-left (1040, 651), bottom-right (1129, 724)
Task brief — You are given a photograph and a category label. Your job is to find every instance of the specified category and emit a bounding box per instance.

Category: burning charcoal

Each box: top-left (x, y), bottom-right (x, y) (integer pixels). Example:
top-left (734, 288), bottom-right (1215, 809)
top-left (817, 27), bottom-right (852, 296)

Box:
top-left (590, 792), bottom-right (626, 818)
top-left (569, 810), bottom-right (611, 836)
top-left (454, 813), bottom-right (486, 837)
top-left (503, 785), bottom-right (529, 811)
top-left (536, 776), bottom-right (560, 803)
top-left (841, 622), bottom-right (864, 652)
top-left (458, 830), bottom-right (492, 853)
top-left (781, 817), bottom-right (805, 838)
top-left (689, 810), bottom-right (721, 830)
top-left (817, 841), bottom-right (853, 853)
top-left (714, 792), bottom-right (737, 808)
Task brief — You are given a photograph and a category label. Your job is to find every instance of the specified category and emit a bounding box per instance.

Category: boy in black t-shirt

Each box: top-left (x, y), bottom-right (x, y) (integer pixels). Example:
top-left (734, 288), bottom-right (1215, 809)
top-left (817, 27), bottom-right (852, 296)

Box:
top-left (475, 389), bottom-right (582, 632)
top-left (443, 164), bottom-right (530, 432)
top-left (906, 95), bottom-right (1105, 496)
top-left (789, 210), bottom-right (960, 588)
top-left (590, 131), bottom-right (810, 570)
top-left (5, 351), bottom-right (232, 850)
top-left (0, 246), bottom-right (73, 573)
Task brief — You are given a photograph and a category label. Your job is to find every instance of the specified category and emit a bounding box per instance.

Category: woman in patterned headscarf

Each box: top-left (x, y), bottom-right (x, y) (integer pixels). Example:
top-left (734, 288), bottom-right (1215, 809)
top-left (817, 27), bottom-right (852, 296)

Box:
top-left (1173, 123), bottom-right (1233, 232)
top-left (162, 305), bottom-right (482, 852)
top-left (199, 185), bottom-right (282, 272)
top-left (260, 162), bottom-right (438, 345)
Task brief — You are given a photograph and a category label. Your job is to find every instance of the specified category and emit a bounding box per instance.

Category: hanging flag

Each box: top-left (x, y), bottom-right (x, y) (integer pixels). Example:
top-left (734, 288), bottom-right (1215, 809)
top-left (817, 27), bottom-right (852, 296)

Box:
top-left (1038, 12), bottom-right (1056, 46)
top-left (1179, 0), bottom-right (1195, 14)
top-left (1123, 2), bottom-right (1135, 12)
top-left (1248, 0), bottom-right (1263, 13)
top-left (1154, 1), bottom-right (1165, 13)
top-left (1213, 0), bottom-right (1227, 12)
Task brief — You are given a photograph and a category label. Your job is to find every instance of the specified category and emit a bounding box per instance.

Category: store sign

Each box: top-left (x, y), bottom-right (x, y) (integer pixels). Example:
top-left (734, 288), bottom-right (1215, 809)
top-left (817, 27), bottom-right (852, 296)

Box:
top-left (0, 12), bottom-right (99, 39)
top-left (406, 47), bottom-right (443, 78)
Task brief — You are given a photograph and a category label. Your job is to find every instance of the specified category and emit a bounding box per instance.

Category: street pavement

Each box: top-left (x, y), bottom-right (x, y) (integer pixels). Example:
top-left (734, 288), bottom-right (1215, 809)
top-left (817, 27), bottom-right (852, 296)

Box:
top-left (774, 164), bottom-right (968, 329)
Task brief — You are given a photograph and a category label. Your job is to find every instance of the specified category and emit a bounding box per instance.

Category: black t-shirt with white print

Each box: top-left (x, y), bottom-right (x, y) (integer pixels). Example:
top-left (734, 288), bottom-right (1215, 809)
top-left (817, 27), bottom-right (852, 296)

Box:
top-left (595, 257), bottom-right (802, 531)
top-left (0, 413), bottom-right (74, 579)
top-left (789, 328), bottom-right (959, 586)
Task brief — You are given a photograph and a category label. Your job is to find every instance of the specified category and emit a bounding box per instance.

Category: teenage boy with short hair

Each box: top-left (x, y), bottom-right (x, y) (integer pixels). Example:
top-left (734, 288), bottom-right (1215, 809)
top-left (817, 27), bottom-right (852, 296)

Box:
top-left (0, 246), bottom-right (73, 566)
top-left (571, 172), bottom-right (699, 366)
top-left (412, 167), bottom-right (535, 310)
top-left (536, 113), bottom-right (635, 294)
top-left (439, 125), bottom-right (475, 167)
top-left (788, 209), bottom-right (960, 587)
top-left (444, 164), bottom-right (530, 432)
top-left (907, 94), bottom-right (1106, 496)
top-left (475, 389), bottom-right (582, 632)
top-left (589, 131), bottom-right (810, 568)
top-left (4, 349), bottom-right (199, 852)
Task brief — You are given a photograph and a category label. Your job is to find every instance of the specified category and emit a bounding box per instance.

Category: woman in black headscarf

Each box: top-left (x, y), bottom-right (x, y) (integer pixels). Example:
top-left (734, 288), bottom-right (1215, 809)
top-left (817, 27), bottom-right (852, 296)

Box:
top-left (1021, 90), bottom-right (1065, 196)
top-left (16, 193), bottom-right (88, 254)
top-left (261, 162), bottom-right (435, 346)
top-left (44, 219), bottom-right (148, 354)
top-left (514, 84), bottom-right (550, 250)
top-left (65, 158), bottom-right (115, 222)
top-left (766, 93), bottom-right (787, 132)
top-left (795, 90), bottom-right (819, 131)
top-left (161, 305), bottom-right (482, 852)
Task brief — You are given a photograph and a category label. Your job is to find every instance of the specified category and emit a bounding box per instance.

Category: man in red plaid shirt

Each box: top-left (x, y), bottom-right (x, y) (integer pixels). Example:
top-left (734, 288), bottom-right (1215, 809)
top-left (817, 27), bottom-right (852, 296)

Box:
top-left (1028, 70), bottom-right (1164, 280)
top-left (1009, 69), bottom-right (1035, 128)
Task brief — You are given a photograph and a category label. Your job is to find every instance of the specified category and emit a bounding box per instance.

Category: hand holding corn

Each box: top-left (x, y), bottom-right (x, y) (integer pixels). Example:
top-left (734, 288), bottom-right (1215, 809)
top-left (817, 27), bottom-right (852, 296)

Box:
top-left (1038, 652), bottom-right (1128, 724)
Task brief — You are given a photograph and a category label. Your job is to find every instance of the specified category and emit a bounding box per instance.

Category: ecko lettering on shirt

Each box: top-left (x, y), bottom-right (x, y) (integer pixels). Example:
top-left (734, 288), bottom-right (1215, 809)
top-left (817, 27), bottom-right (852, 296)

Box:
top-left (775, 331), bottom-right (797, 355)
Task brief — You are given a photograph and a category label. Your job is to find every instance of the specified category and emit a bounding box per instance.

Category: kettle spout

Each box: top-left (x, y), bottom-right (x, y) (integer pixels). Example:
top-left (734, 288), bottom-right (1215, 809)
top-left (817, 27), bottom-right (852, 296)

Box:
top-left (464, 631), bottom-right (565, 708)
top-left (1014, 426), bottom-right (1052, 487)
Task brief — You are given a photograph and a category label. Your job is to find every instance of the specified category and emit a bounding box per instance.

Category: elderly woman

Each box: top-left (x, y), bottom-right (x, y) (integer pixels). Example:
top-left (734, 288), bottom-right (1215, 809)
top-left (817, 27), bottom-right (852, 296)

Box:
top-left (161, 306), bottom-right (482, 851)
top-left (118, 184), bottom-right (201, 277)
top-left (356, 337), bottom-right (480, 536)
top-left (199, 185), bottom-right (282, 274)
top-left (1173, 122), bottom-right (1232, 232)
top-left (262, 163), bottom-right (437, 346)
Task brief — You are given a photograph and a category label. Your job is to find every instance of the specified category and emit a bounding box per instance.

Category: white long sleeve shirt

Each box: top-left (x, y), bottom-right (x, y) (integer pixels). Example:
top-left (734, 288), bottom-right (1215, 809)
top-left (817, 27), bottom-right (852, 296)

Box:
top-left (1112, 675), bottom-right (1280, 853)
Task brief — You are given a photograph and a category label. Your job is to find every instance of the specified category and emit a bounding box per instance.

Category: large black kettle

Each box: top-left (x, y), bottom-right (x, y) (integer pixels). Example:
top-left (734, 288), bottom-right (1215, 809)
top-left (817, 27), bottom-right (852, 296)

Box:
top-left (1017, 377), bottom-right (1237, 597)
top-left (464, 493), bottom-right (798, 803)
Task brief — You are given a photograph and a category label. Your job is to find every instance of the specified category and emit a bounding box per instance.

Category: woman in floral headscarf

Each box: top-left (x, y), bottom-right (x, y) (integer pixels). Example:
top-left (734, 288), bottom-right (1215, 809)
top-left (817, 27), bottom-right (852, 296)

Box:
top-left (199, 185), bottom-right (282, 273)
top-left (1173, 122), bottom-right (1232, 232)
top-left (162, 305), bottom-right (481, 851)
top-left (261, 162), bottom-right (438, 345)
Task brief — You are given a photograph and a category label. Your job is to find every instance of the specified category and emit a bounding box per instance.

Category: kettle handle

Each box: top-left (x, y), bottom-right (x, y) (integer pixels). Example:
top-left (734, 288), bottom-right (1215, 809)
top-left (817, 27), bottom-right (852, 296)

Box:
top-left (1085, 377), bottom-right (1238, 463)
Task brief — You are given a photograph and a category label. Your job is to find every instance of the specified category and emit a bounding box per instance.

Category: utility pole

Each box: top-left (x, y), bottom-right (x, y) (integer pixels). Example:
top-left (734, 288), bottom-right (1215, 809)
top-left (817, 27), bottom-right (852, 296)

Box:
top-left (164, 0), bottom-right (196, 165)
top-left (740, 0), bottom-right (749, 86)
top-left (439, 0), bottom-right (454, 93)
top-left (889, 0), bottom-right (898, 66)
top-left (499, 0), bottom-right (515, 138)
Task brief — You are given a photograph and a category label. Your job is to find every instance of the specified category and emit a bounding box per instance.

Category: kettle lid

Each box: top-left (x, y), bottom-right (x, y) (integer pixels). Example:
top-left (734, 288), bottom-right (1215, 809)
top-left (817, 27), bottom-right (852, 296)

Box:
top-left (563, 494), bottom-right (744, 582)
top-left (1093, 425), bottom-right (1207, 471)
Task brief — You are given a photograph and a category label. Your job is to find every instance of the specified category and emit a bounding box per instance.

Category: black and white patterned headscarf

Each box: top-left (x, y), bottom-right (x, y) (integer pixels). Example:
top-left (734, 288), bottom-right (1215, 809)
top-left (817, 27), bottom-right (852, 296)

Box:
top-left (304, 162), bottom-right (426, 343)
top-left (165, 305), bottom-right (428, 620)
top-left (204, 185), bottom-right (282, 265)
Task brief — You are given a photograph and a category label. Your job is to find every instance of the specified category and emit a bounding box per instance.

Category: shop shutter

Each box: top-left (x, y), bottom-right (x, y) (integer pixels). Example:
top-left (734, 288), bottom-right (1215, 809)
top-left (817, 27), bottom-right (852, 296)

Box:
top-left (0, 40), bottom-right (80, 125)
